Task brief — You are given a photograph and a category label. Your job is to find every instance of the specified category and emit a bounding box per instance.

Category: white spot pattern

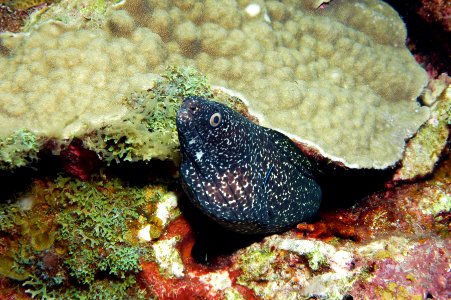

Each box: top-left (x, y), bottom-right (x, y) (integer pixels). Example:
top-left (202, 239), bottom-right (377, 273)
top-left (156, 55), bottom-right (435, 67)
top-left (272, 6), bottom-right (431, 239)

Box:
top-left (177, 97), bottom-right (322, 233)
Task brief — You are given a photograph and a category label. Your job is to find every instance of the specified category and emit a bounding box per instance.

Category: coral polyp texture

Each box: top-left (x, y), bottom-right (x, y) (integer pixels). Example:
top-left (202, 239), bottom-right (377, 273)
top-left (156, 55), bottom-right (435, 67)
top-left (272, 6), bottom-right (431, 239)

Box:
top-left (0, 0), bottom-right (429, 169)
top-left (0, 20), bottom-right (162, 139)
top-left (114, 0), bottom-right (429, 168)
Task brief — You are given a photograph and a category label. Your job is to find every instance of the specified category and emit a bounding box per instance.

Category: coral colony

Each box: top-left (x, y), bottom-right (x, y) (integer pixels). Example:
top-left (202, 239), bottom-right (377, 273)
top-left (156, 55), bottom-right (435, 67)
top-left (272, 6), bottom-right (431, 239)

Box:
top-left (1, 0), bottom-right (428, 168)
top-left (0, 0), bottom-right (449, 299)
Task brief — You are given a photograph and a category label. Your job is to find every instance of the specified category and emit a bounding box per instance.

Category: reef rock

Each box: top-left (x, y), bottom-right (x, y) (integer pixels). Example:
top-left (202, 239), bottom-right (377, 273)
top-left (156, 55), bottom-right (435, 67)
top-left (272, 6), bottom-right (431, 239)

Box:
top-left (395, 78), bottom-right (450, 181)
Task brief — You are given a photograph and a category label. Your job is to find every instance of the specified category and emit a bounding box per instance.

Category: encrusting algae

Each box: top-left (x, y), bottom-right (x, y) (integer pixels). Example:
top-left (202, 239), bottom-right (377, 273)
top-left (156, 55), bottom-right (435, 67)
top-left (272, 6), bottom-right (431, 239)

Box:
top-left (395, 80), bottom-right (451, 181)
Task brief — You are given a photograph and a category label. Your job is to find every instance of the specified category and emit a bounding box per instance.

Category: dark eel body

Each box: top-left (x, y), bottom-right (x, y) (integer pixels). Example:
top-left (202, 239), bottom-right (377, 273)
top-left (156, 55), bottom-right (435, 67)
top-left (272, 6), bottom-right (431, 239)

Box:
top-left (176, 96), bottom-right (321, 234)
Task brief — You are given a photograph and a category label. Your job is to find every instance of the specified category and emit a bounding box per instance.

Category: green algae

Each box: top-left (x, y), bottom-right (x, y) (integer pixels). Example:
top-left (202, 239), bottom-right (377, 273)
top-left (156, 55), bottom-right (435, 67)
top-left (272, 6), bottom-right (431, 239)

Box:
top-left (0, 175), bottom-right (177, 297)
top-left (83, 66), bottom-right (213, 164)
top-left (276, 238), bottom-right (333, 271)
top-left (224, 287), bottom-right (246, 300)
top-left (0, 129), bottom-right (41, 170)
top-left (51, 176), bottom-right (152, 284)
top-left (235, 236), bottom-right (360, 299)
top-left (23, 273), bottom-right (147, 300)
top-left (420, 193), bottom-right (451, 216)
top-left (237, 246), bottom-right (277, 283)
top-left (235, 242), bottom-right (280, 299)
top-left (152, 236), bottom-right (184, 278)
top-left (0, 201), bottom-right (24, 231)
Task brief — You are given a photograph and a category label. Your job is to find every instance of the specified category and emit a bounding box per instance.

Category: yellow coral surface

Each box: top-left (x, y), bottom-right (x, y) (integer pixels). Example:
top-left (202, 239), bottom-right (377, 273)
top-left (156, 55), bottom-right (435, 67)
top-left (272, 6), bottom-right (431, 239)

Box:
top-left (0, 20), bottom-right (164, 138)
top-left (0, 0), bottom-right (429, 168)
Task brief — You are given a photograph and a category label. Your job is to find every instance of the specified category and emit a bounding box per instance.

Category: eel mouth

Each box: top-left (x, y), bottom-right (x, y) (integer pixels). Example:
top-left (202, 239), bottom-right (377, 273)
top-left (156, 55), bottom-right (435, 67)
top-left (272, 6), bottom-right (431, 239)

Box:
top-left (176, 97), bottom-right (204, 125)
top-left (176, 106), bottom-right (191, 123)
top-left (176, 97), bottom-right (202, 135)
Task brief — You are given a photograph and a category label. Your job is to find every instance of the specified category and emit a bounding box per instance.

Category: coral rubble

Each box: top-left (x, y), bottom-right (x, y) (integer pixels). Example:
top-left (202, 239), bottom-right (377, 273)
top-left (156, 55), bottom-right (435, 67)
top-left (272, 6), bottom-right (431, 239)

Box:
top-left (297, 156), bottom-right (450, 242)
top-left (0, 5), bottom-right (28, 32)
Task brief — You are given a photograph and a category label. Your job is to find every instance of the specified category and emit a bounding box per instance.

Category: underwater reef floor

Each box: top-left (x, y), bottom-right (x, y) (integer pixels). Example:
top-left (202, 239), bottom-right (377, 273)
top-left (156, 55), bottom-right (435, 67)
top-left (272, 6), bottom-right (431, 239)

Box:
top-left (0, 151), bottom-right (449, 299)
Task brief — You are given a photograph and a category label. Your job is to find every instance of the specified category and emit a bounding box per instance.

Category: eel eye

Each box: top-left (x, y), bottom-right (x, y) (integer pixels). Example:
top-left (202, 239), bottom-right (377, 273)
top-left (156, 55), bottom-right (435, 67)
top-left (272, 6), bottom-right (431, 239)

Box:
top-left (209, 112), bottom-right (221, 127)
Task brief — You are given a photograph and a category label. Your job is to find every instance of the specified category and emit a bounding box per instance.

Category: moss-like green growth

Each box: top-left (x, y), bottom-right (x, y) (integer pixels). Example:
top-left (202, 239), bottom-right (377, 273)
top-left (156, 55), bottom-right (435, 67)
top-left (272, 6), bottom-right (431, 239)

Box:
top-left (23, 273), bottom-right (147, 300)
top-left (0, 201), bottom-right (24, 232)
top-left (84, 66), bottom-right (213, 164)
top-left (49, 176), bottom-right (152, 284)
top-left (305, 245), bottom-right (329, 271)
top-left (0, 129), bottom-right (42, 170)
top-left (224, 288), bottom-right (246, 300)
top-left (0, 175), bottom-right (177, 297)
top-left (152, 236), bottom-right (184, 278)
top-left (0, 67), bottom-right (236, 170)
top-left (236, 242), bottom-right (303, 299)
top-left (236, 244), bottom-right (277, 283)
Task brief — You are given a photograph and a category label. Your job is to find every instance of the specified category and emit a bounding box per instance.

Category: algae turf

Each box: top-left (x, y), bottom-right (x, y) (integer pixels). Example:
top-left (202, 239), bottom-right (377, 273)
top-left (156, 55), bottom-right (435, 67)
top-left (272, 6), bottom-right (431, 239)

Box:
top-left (0, 129), bottom-right (42, 170)
top-left (0, 175), bottom-right (177, 298)
top-left (83, 66), bottom-right (213, 165)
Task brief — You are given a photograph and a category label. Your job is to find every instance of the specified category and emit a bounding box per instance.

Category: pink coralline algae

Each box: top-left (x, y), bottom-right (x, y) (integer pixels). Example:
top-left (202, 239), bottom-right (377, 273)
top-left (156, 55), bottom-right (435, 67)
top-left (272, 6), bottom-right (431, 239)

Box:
top-left (350, 238), bottom-right (450, 299)
top-left (417, 0), bottom-right (451, 32)
top-left (134, 158), bottom-right (450, 299)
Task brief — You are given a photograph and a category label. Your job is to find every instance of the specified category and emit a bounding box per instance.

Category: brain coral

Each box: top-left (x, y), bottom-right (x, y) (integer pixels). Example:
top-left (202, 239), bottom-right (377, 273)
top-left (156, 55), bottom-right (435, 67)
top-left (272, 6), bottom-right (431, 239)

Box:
top-left (0, 0), bottom-right (429, 168)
